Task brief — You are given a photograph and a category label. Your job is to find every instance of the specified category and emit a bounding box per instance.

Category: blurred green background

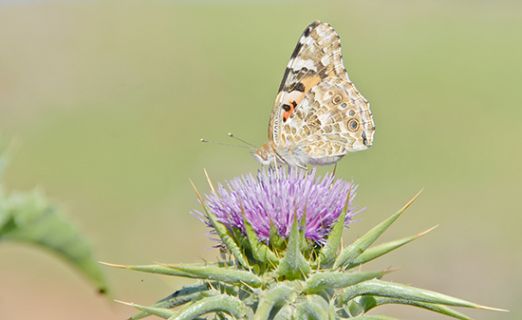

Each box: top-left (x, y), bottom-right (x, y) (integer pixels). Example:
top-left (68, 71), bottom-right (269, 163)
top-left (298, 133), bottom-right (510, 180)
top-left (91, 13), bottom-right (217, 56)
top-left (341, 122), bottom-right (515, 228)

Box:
top-left (1, 1), bottom-right (521, 319)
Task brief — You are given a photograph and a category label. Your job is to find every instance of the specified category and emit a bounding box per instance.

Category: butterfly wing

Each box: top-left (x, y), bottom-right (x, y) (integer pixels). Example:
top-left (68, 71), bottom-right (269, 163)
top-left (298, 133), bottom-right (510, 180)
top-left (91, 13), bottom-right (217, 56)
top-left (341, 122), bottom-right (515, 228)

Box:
top-left (268, 21), bottom-right (337, 143)
top-left (268, 21), bottom-right (375, 164)
top-left (287, 77), bottom-right (375, 164)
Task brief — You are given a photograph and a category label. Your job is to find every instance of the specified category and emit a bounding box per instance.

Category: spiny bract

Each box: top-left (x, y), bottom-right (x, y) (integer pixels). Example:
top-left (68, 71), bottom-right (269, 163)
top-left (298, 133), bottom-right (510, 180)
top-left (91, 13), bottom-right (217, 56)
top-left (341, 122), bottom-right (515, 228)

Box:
top-left (107, 169), bottom-right (503, 320)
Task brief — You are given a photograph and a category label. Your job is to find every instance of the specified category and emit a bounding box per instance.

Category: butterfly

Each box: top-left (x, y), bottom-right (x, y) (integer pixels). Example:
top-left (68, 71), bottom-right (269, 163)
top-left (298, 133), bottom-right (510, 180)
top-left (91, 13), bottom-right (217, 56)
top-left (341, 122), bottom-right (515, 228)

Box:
top-left (254, 21), bottom-right (375, 168)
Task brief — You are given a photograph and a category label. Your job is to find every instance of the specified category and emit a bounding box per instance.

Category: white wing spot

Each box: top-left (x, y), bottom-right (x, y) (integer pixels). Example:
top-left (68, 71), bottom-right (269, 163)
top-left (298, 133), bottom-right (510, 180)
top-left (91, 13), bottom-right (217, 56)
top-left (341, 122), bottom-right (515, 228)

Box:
top-left (320, 55), bottom-right (331, 66)
top-left (292, 58), bottom-right (317, 71)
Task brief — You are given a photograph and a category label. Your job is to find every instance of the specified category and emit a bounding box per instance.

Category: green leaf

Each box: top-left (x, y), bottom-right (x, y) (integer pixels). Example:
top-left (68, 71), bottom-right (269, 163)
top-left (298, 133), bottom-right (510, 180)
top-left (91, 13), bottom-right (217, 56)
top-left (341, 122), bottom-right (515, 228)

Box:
top-left (318, 188), bottom-right (351, 268)
top-left (334, 190), bottom-right (422, 270)
top-left (190, 180), bottom-right (250, 269)
top-left (371, 297), bottom-right (475, 320)
top-left (269, 220), bottom-right (285, 250)
top-left (129, 283), bottom-right (213, 320)
top-left (243, 215), bottom-right (279, 266)
top-left (347, 225), bottom-right (437, 269)
top-left (167, 264), bottom-right (263, 287)
top-left (339, 279), bottom-right (506, 311)
top-left (276, 215), bottom-right (310, 280)
top-left (0, 190), bottom-right (108, 294)
top-left (169, 294), bottom-right (251, 320)
top-left (346, 295), bottom-right (377, 316)
top-left (208, 212), bottom-right (251, 268)
top-left (299, 207), bottom-right (309, 254)
top-left (254, 284), bottom-right (297, 320)
top-left (116, 300), bottom-right (176, 319)
top-left (295, 295), bottom-right (330, 320)
top-left (273, 304), bottom-right (296, 320)
top-left (103, 262), bottom-right (263, 287)
top-left (303, 270), bottom-right (389, 294)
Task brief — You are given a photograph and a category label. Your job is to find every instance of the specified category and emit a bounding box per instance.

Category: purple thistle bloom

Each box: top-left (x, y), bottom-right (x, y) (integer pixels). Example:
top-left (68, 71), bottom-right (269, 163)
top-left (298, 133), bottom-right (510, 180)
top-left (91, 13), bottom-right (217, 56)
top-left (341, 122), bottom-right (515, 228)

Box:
top-left (199, 168), bottom-right (357, 244)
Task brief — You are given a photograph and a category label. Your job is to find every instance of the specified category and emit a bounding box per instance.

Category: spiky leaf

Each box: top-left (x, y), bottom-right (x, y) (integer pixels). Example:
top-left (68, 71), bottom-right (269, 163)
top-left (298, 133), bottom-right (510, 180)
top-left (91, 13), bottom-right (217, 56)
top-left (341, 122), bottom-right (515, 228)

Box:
top-left (273, 304), bottom-right (296, 320)
top-left (339, 279), bottom-right (504, 311)
top-left (276, 216), bottom-right (310, 280)
top-left (169, 294), bottom-right (251, 320)
top-left (116, 300), bottom-right (176, 319)
top-left (318, 190), bottom-right (350, 267)
top-left (371, 297), bottom-right (474, 320)
top-left (334, 191), bottom-right (422, 270)
top-left (303, 270), bottom-right (389, 294)
top-left (104, 262), bottom-right (262, 287)
top-left (254, 284), bottom-right (297, 320)
top-left (190, 180), bottom-right (250, 269)
top-left (295, 295), bottom-right (330, 320)
top-left (130, 283), bottom-right (213, 320)
top-left (269, 220), bottom-right (285, 250)
top-left (243, 216), bottom-right (278, 265)
top-left (347, 225), bottom-right (437, 269)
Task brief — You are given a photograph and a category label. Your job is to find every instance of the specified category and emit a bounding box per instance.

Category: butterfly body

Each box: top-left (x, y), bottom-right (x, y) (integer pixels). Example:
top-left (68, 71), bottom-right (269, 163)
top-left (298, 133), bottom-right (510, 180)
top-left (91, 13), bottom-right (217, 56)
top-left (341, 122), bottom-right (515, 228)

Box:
top-left (255, 21), bottom-right (375, 168)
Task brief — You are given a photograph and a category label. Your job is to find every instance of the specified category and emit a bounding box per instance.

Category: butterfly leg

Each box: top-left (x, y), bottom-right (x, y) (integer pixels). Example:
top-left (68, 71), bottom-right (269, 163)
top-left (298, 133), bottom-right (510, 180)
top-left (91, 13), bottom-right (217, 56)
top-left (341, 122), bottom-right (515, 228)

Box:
top-left (332, 163), bottom-right (338, 176)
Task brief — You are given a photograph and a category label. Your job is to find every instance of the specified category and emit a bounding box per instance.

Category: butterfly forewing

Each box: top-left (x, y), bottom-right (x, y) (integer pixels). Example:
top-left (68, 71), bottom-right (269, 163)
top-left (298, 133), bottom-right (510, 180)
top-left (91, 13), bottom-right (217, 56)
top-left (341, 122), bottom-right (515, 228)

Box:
top-left (269, 22), bottom-right (346, 143)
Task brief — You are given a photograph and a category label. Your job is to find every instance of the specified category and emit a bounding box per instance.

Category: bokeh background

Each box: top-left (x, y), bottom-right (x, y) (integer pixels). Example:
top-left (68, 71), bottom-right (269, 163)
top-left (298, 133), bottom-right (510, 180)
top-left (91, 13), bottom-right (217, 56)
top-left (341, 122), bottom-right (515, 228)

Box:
top-left (1, 1), bottom-right (521, 319)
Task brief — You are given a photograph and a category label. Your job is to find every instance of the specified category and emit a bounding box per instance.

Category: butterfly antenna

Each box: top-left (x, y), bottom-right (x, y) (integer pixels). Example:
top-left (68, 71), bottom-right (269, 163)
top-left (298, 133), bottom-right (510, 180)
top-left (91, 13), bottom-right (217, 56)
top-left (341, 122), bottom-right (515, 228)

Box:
top-left (200, 138), bottom-right (250, 149)
top-left (227, 132), bottom-right (257, 149)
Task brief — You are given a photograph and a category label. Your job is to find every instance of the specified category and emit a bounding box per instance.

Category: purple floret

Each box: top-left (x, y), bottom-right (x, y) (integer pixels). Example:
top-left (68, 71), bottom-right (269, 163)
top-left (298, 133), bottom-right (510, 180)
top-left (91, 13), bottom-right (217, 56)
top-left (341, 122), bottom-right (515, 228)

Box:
top-left (197, 168), bottom-right (357, 244)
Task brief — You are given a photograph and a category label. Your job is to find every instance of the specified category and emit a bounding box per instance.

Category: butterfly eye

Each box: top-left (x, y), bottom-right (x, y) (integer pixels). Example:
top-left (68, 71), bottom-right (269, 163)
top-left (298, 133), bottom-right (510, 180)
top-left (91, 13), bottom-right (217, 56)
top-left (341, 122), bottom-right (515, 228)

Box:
top-left (332, 95), bottom-right (343, 105)
top-left (348, 119), bottom-right (359, 131)
top-left (348, 109), bottom-right (356, 117)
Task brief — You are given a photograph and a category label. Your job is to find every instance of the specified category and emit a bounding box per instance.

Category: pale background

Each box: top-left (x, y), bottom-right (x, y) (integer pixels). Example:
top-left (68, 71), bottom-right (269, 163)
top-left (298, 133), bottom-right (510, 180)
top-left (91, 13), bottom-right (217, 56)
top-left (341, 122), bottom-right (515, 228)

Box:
top-left (0, 1), bottom-right (521, 319)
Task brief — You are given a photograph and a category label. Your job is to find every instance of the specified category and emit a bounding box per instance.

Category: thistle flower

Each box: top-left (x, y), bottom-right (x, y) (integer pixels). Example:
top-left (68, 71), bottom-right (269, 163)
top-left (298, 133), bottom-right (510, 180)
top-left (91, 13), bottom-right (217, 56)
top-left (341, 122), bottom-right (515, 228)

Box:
top-left (201, 168), bottom-right (356, 244)
top-left (107, 171), bottom-right (506, 320)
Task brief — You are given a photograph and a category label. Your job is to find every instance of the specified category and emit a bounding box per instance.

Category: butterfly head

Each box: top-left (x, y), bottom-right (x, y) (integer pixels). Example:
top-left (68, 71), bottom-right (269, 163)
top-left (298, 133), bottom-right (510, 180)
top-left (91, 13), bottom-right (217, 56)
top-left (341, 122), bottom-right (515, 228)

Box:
top-left (254, 142), bottom-right (278, 166)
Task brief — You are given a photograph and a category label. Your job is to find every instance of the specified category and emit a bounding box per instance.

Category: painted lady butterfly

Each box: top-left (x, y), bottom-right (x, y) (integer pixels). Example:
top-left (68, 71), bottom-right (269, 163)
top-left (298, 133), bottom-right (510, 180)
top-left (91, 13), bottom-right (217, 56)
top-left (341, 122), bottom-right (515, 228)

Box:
top-left (254, 21), bottom-right (375, 168)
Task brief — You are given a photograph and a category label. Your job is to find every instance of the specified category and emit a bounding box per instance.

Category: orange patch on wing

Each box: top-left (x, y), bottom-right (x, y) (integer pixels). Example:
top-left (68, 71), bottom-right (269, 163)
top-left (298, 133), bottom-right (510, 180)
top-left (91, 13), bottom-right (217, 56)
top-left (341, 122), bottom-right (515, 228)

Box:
top-left (299, 75), bottom-right (321, 96)
top-left (281, 75), bottom-right (321, 122)
top-left (283, 101), bottom-right (296, 122)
